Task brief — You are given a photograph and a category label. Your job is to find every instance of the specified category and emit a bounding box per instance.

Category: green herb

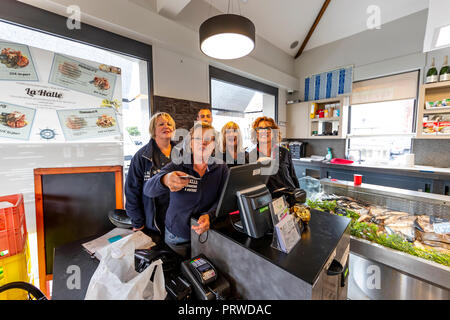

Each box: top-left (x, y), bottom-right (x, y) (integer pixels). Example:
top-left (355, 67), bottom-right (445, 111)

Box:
top-left (308, 198), bottom-right (450, 267)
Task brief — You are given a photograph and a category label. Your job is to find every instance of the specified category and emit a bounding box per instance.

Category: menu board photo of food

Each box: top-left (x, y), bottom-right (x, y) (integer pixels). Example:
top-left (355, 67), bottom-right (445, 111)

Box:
top-left (56, 108), bottom-right (120, 141)
top-left (0, 41), bottom-right (39, 81)
top-left (0, 101), bottom-right (36, 140)
top-left (48, 54), bottom-right (117, 100)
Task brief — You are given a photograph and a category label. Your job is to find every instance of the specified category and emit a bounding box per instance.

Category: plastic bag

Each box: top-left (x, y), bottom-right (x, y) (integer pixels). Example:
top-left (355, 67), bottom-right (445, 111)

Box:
top-left (85, 232), bottom-right (167, 300)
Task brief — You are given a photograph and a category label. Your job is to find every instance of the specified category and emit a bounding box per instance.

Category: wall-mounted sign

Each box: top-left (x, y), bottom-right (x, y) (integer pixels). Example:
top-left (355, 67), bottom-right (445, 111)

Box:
top-left (0, 39), bottom-right (122, 142)
top-left (304, 66), bottom-right (353, 102)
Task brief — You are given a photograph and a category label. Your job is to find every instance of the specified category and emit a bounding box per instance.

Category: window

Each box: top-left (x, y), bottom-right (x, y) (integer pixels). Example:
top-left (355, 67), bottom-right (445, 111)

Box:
top-left (210, 66), bottom-right (278, 149)
top-left (0, 20), bottom-right (151, 162)
top-left (348, 71), bottom-right (419, 163)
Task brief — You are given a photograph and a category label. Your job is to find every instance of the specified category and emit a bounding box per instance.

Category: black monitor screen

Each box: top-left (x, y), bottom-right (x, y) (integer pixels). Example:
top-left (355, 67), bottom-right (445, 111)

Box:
top-left (215, 162), bottom-right (270, 219)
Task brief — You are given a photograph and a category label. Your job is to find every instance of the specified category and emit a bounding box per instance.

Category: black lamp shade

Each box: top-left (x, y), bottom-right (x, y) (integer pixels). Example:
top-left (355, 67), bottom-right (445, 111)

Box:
top-left (199, 14), bottom-right (256, 59)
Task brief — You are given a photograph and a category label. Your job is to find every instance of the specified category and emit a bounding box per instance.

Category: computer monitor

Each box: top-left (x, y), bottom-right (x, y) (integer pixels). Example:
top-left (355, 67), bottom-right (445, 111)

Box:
top-left (215, 162), bottom-right (269, 219)
top-left (214, 162), bottom-right (274, 238)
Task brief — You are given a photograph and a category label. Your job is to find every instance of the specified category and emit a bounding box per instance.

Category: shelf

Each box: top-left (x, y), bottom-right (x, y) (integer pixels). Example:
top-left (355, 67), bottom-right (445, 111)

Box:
top-left (422, 81), bottom-right (450, 90)
top-left (307, 96), bottom-right (349, 105)
top-left (308, 135), bottom-right (344, 139)
top-left (310, 117), bottom-right (340, 122)
top-left (416, 134), bottom-right (450, 139)
top-left (423, 107), bottom-right (450, 114)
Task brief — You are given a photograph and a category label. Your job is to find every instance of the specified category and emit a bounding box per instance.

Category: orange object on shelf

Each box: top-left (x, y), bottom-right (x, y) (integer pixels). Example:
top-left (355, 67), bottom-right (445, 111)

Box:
top-left (0, 194), bottom-right (27, 259)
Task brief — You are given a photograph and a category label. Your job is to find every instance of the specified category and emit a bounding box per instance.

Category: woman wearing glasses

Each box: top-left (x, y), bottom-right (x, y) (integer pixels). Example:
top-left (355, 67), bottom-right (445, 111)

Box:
top-left (250, 116), bottom-right (300, 194)
top-left (143, 122), bottom-right (229, 257)
top-left (219, 121), bottom-right (249, 168)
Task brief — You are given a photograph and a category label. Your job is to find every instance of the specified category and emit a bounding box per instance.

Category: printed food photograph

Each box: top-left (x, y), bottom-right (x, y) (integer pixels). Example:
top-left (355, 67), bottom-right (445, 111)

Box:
top-left (90, 76), bottom-right (110, 91)
top-left (0, 48), bottom-right (29, 68)
top-left (96, 114), bottom-right (115, 128)
top-left (58, 62), bottom-right (82, 79)
top-left (0, 111), bottom-right (28, 128)
top-left (99, 64), bottom-right (121, 75)
top-left (65, 115), bottom-right (87, 130)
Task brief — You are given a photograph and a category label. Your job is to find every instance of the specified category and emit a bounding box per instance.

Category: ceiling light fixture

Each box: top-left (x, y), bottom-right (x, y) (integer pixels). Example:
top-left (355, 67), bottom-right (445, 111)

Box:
top-left (199, 0), bottom-right (255, 60)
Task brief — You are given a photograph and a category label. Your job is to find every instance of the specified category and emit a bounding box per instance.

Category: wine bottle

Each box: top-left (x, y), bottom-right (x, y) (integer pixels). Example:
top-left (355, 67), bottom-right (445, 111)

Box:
top-left (439, 56), bottom-right (450, 82)
top-left (426, 58), bottom-right (438, 83)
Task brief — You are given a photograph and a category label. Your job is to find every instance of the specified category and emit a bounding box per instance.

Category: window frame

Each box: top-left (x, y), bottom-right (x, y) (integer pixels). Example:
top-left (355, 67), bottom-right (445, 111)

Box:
top-left (209, 65), bottom-right (279, 123)
top-left (0, 0), bottom-right (154, 115)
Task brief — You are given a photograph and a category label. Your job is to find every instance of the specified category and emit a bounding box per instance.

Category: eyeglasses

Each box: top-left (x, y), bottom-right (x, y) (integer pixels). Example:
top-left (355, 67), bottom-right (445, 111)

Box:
top-left (255, 127), bottom-right (273, 136)
top-left (192, 137), bottom-right (215, 143)
top-left (255, 127), bottom-right (272, 131)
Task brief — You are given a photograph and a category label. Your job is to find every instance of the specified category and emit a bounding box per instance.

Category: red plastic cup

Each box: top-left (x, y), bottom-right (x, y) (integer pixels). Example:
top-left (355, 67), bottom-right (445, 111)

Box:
top-left (354, 174), bottom-right (362, 186)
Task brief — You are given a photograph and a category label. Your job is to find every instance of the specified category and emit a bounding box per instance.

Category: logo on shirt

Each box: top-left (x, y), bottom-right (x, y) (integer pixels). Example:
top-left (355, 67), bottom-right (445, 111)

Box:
top-left (184, 179), bottom-right (198, 193)
top-left (144, 170), bottom-right (151, 181)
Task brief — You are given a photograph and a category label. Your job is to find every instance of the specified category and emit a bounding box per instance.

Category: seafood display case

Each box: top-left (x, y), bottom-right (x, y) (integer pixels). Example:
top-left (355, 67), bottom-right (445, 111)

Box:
top-left (318, 179), bottom-right (450, 300)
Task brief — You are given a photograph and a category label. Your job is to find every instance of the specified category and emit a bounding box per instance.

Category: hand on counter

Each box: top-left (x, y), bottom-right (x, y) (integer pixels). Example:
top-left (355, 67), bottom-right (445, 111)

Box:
top-left (192, 214), bottom-right (210, 235)
top-left (162, 171), bottom-right (190, 192)
top-left (132, 225), bottom-right (145, 232)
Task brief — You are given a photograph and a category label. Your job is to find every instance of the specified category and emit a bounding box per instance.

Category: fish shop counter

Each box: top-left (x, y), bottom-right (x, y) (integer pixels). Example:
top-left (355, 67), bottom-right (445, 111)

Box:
top-left (190, 210), bottom-right (351, 300)
top-left (317, 179), bottom-right (450, 300)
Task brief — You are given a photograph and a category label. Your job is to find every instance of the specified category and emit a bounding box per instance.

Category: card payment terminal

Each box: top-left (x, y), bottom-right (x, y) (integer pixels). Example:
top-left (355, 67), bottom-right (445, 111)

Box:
top-left (181, 254), bottom-right (230, 300)
top-left (189, 256), bottom-right (217, 285)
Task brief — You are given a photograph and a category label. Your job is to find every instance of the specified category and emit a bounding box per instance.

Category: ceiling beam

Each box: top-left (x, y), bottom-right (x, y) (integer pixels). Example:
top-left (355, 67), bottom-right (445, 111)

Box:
top-left (295, 0), bottom-right (331, 59)
top-left (157, 0), bottom-right (191, 18)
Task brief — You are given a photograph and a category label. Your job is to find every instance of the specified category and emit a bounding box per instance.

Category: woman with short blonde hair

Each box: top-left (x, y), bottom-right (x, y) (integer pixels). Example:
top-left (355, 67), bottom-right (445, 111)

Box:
top-left (125, 111), bottom-right (177, 236)
top-left (149, 112), bottom-right (176, 138)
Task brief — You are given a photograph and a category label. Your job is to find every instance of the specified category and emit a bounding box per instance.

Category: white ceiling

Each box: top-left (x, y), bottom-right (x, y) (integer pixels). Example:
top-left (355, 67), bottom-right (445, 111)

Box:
top-left (131, 0), bottom-right (429, 57)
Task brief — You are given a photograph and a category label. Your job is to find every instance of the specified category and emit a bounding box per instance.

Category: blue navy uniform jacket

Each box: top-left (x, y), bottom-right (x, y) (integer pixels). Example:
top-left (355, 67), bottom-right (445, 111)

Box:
top-left (143, 159), bottom-right (229, 239)
top-left (124, 139), bottom-right (177, 232)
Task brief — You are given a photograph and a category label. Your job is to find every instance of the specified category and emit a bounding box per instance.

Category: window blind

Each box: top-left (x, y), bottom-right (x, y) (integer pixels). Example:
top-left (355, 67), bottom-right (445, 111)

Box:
top-left (351, 71), bottom-right (419, 105)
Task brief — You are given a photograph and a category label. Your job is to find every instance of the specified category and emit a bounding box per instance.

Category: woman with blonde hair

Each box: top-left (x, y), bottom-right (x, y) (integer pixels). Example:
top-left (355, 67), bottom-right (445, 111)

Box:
top-left (219, 121), bottom-right (249, 168)
top-left (249, 116), bottom-right (299, 194)
top-left (125, 112), bottom-right (176, 237)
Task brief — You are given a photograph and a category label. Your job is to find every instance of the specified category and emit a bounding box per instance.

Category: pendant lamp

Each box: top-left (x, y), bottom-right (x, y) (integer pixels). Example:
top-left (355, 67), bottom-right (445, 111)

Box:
top-left (199, 13), bottom-right (255, 60)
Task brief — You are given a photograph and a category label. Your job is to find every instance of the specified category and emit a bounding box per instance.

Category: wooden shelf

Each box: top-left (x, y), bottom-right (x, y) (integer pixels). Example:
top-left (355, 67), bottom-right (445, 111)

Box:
top-left (422, 81), bottom-right (450, 89)
top-left (310, 117), bottom-right (340, 122)
top-left (415, 134), bottom-right (450, 139)
top-left (308, 135), bottom-right (344, 139)
top-left (416, 81), bottom-right (450, 139)
top-left (423, 107), bottom-right (450, 114)
top-left (311, 96), bottom-right (349, 104)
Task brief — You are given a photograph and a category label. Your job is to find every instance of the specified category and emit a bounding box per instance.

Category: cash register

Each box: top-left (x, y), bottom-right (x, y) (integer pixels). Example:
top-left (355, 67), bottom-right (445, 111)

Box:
top-left (215, 162), bottom-right (274, 239)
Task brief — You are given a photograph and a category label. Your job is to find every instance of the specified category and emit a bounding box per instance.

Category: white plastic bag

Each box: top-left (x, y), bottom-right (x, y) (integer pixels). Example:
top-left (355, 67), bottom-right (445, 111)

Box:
top-left (85, 232), bottom-right (167, 300)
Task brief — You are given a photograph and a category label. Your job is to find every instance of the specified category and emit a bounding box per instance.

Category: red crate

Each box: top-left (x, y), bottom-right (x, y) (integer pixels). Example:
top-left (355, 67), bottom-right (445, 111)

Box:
top-left (0, 194), bottom-right (27, 259)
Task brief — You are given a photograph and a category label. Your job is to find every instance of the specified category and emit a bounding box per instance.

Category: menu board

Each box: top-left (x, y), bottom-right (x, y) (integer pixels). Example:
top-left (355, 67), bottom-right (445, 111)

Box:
top-left (0, 39), bottom-right (122, 142)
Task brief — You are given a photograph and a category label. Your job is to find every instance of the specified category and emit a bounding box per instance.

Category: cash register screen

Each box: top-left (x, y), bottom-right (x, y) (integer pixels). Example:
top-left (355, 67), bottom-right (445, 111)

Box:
top-left (215, 163), bottom-right (269, 218)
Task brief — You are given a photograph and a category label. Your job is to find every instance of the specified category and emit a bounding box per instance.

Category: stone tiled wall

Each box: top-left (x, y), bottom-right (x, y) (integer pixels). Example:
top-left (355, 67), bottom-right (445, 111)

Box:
top-left (412, 139), bottom-right (450, 168)
top-left (154, 95), bottom-right (210, 130)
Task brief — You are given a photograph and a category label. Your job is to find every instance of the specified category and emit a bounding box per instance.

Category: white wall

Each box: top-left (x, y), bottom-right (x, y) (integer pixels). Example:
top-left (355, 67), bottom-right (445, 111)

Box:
top-left (153, 46), bottom-right (209, 103)
top-left (295, 10), bottom-right (429, 97)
